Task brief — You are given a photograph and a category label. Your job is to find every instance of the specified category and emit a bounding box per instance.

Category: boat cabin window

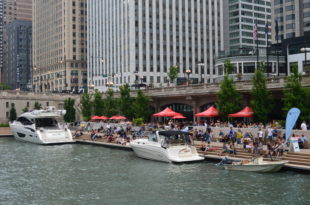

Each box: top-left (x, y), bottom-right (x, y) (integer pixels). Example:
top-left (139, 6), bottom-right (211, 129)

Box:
top-left (159, 132), bottom-right (191, 145)
top-left (148, 132), bottom-right (158, 142)
top-left (17, 117), bottom-right (33, 125)
top-left (35, 118), bottom-right (58, 128)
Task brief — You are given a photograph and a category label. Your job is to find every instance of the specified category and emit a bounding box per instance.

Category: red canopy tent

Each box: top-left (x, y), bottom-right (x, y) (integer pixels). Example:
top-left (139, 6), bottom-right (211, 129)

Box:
top-left (91, 116), bottom-right (101, 121)
top-left (99, 115), bottom-right (108, 120)
top-left (195, 106), bottom-right (219, 117)
top-left (172, 114), bottom-right (186, 119)
top-left (110, 115), bottom-right (127, 120)
top-left (152, 107), bottom-right (181, 117)
top-left (228, 106), bottom-right (254, 118)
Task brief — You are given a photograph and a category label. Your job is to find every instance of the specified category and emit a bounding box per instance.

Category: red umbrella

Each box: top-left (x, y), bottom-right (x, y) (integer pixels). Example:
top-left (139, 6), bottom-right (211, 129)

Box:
top-left (99, 115), bottom-right (108, 120)
top-left (195, 106), bottom-right (219, 117)
top-left (172, 114), bottom-right (186, 119)
top-left (228, 106), bottom-right (254, 118)
top-left (91, 116), bottom-right (101, 121)
top-left (153, 107), bottom-right (181, 117)
top-left (110, 115), bottom-right (127, 120)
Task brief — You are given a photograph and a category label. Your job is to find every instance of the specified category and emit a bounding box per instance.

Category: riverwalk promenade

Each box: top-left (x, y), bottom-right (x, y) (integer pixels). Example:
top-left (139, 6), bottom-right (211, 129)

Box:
top-left (2, 127), bottom-right (310, 172)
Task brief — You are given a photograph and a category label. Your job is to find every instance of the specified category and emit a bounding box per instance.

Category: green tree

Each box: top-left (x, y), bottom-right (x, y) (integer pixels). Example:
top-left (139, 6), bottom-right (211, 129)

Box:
top-left (0, 83), bottom-right (11, 90)
top-left (103, 88), bottom-right (118, 117)
top-left (224, 59), bottom-right (234, 75)
top-left (283, 64), bottom-right (310, 122)
top-left (133, 90), bottom-right (151, 121)
top-left (168, 66), bottom-right (180, 83)
top-left (250, 67), bottom-right (274, 124)
top-left (119, 84), bottom-right (134, 119)
top-left (81, 93), bottom-right (92, 121)
top-left (216, 60), bottom-right (242, 119)
top-left (64, 98), bottom-right (76, 123)
top-left (9, 104), bottom-right (17, 122)
top-left (22, 107), bottom-right (29, 113)
top-left (34, 102), bottom-right (42, 110)
top-left (93, 91), bottom-right (104, 116)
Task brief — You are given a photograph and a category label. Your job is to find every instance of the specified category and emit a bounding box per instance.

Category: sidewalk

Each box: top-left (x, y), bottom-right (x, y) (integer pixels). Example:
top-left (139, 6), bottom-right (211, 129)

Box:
top-left (0, 127), bottom-right (12, 136)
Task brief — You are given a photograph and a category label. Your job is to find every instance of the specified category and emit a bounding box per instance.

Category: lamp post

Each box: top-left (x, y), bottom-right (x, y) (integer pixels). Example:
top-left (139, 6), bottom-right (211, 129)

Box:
top-left (32, 66), bottom-right (37, 92)
top-left (106, 80), bottom-right (114, 89)
top-left (185, 69), bottom-right (192, 86)
top-left (301, 47), bottom-right (310, 74)
top-left (59, 55), bottom-right (67, 92)
top-left (88, 56), bottom-right (104, 93)
top-left (197, 62), bottom-right (205, 84)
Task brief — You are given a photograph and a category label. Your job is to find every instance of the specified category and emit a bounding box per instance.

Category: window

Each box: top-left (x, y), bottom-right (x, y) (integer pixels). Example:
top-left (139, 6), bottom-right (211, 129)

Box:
top-left (6, 102), bottom-right (9, 108)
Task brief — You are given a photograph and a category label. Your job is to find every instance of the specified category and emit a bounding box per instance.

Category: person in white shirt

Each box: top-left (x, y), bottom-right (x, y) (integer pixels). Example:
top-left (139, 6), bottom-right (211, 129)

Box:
top-left (301, 121), bottom-right (307, 131)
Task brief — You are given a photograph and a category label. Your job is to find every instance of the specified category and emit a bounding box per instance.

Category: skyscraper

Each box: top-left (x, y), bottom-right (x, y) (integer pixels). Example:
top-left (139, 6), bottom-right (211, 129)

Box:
top-left (0, 0), bottom-right (32, 84)
top-left (7, 20), bottom-right (32, 90)
top-left (32, 0), bottom-right (87, 93)
top-left (224, 0), bottom-right (272, 55)
top-left (272, 0), bottom-right (310, 43)
top-left (88, 0), bottom-right (225, 92)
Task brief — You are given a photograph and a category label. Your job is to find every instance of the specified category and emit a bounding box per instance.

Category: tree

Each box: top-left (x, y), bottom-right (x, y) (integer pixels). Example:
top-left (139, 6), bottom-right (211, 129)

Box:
top-left (103, 88), bottom-right (118, 117)
top-left (93, 91), bottom-right (104, 116)
top-left (9, 104), bottom-right (17, 122)
top-left (0, 83), bottom-right (11, 90)
top-left (34, 102), bottom-right (42, 110)
top-left (119, 84), bottom-right (134, 120)
top-left (22, 107), bottom-right (29, 113)
top-left (283, 64), bottom-right (310, 122)
top-left (224, 59), bottom-right (234, 75)
top-left (64, 98), bottom-right (76, 123)
top-left (168, 66), bottom-right (180, 83)
top-left (250, 66), bottom-right (274, 124)
top-left (133, 90), bottom-right (151, 121)
top-left (216, 60), bottom-right (242, 119)
top-left (81, 93), bottom-right (92, 121)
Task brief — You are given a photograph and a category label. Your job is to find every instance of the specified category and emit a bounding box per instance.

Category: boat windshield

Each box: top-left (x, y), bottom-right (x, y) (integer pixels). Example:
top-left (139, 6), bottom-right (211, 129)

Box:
top-left (148, 132), bottom-right (158, 142)
top-left (158, 132), bottom-right (191, 145)
top-left (35, 118), bottom-right (59, 128)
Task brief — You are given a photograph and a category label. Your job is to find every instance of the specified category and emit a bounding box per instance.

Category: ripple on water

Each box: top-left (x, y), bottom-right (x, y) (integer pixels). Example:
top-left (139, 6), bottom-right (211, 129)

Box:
top-left (1, 139), bottom-right (310, 205)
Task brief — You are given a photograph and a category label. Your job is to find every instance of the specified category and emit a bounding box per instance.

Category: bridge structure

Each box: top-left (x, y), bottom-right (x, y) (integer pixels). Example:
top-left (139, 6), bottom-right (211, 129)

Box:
top-left (126, 76), bottom-right (310, 122)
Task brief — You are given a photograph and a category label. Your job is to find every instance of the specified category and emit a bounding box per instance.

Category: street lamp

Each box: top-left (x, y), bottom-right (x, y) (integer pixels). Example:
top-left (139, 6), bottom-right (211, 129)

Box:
top-left (197, 62), bottom-right (205, 84)
top-left (185, 69), bottom-right (192, 85)
top-left (301, 47), bottom-right (310, 74)
top-left (106, 80), bottom-right (114, 88)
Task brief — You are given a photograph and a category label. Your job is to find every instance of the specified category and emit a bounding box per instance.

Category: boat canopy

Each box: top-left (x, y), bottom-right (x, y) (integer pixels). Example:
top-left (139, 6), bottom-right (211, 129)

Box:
top-left (158, 131), bottom-right (189, 137)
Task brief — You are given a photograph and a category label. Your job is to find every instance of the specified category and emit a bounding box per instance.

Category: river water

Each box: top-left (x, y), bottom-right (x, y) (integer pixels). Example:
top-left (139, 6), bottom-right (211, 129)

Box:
top-left (1, 137), bottom-right (310, 205)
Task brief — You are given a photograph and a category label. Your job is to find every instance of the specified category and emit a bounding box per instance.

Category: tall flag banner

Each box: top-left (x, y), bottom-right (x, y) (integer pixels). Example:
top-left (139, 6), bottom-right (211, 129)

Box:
top-left (253, 23), bottom-right (258, 40)
top-left (285, 108), bottom-right (301, 141)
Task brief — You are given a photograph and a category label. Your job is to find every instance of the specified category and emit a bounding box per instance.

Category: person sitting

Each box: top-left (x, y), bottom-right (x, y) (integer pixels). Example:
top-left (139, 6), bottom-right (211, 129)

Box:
top-left (299, 134), bottom-right (308, 149)
top-left (90, 130), bottom-right (97, 141)
top-left (220, 142), bottom-right (229, 156)
top-left (228, 143), bottom-right (237, 155)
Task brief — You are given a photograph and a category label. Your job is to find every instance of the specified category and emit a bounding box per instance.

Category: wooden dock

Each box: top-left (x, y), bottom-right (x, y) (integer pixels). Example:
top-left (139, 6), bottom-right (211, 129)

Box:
top-left (0, 127), bottom-right (12, 137)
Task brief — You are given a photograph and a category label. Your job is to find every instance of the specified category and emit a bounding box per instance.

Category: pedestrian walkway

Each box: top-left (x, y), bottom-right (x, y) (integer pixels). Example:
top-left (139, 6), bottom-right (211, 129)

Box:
top-left (0, 127), bottom-right (12, 137)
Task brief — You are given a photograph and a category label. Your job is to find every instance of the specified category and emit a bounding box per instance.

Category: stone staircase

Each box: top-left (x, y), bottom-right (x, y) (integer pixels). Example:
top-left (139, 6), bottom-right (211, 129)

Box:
top-left (195, 145), bottom-right (310, 168)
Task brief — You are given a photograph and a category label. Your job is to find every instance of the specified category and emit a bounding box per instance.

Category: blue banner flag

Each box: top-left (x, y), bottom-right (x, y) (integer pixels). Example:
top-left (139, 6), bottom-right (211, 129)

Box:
top-left (285, 108), bottom-right (301, 141)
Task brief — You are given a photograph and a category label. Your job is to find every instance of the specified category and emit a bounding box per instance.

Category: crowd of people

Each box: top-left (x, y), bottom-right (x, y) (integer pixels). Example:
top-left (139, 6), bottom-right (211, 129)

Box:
top-left (73, 119), bottom-right (309, 156)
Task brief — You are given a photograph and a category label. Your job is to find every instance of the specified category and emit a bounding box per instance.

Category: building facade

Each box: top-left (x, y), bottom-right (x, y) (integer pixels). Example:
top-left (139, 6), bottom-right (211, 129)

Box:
top-left (0, 0), bottom-right (3, 83)
top-left (88, 0), bottom-right (225, 92)
top-left (272, 0), bottom-right (310, 43)
top-left (32, 0), bottom-right (87, 93)
top-left (224, 0), bottom-right (272, 56)
top-left (7, 20), bottom-right (32, 90)
top-left (1, 0), bottom-right (32, 84)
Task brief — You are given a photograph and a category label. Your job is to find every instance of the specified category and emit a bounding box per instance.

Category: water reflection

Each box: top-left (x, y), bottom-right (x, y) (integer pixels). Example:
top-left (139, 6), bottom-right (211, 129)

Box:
top-left (0, 138), bottom-right (310, 205)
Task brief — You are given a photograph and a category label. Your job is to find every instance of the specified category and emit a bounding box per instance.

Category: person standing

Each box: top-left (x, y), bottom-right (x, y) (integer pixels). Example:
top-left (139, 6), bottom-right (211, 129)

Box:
top-left (301, 121), bottom-right (308, 131)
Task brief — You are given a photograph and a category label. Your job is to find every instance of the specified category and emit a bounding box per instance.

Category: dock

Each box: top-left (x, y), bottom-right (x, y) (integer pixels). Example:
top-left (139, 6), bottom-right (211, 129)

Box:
top-left (0, 127), bottom-right (13, 137)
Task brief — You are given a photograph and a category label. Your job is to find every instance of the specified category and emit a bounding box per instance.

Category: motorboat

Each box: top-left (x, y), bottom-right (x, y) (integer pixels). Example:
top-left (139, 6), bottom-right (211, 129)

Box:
top-left (10, 107), bottom-right (74, 145)
top-left (217, 157), bottom-right (287, 173)
top-left (130, 130), bottom-right (204, 163)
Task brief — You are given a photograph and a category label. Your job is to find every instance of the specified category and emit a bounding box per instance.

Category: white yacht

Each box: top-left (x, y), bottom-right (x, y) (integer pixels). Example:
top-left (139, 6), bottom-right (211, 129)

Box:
top-left (10, 107), bottom-right (74, 145)
top-left (130, 130), bottom-right (204, 163)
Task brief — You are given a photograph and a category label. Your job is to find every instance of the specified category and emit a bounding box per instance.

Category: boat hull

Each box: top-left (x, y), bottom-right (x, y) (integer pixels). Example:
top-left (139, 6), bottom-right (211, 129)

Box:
top-left (222, 162), bottom-right (286, 173)
top-left (10, 124), bottom-right (74, 145)
top-left (130, 139), bottom-right (204, 163)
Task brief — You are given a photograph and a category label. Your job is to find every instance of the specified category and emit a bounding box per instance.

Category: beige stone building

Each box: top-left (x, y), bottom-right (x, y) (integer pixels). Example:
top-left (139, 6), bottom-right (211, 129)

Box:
top-left (272, 0), bottom-right (310, 43)
top-left (32, 0), bottom-right (87, 93)
top-left (1, 0), bottom-right (32, 83)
